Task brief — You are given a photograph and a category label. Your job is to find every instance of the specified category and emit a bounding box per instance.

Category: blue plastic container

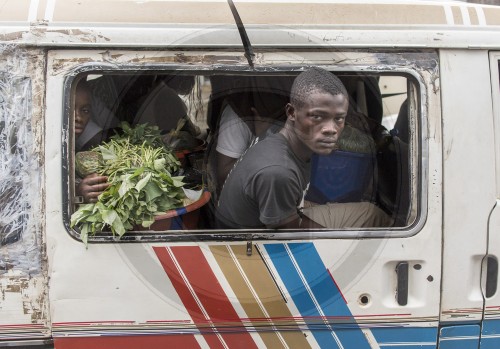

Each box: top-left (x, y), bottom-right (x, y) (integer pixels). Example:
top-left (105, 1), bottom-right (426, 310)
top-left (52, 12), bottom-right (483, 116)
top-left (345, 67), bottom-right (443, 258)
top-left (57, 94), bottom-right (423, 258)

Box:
top-left (306, 150), bottom-right (376, 204)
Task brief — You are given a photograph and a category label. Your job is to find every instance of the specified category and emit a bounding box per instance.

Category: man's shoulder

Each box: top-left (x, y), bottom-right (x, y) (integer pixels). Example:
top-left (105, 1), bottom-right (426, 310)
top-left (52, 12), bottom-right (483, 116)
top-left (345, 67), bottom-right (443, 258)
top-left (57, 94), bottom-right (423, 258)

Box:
top-left (254, 163), bottom-right (295, 180)
top-left (241, 133), bottom-right (286, 161)
top-left (251, 132), bottom-right (286, 150)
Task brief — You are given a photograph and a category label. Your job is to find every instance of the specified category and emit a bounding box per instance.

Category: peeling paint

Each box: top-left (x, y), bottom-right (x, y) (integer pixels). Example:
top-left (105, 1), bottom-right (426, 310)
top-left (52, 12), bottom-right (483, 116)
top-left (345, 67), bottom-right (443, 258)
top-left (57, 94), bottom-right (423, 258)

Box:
top-left (47, 29), bottom-right (97, 43)
top-left (173, 53), bottom-right (244, 64)
top-left (0, 45), bottom-right (48, 332)
top-left (0, 271), bottom-right (47, 326)
top-left (50, 52), bottom-right (248, 74)
top-left (0, 32), bottom-right (24, 42)
top-left (51, 57), bottom-right (93, 75)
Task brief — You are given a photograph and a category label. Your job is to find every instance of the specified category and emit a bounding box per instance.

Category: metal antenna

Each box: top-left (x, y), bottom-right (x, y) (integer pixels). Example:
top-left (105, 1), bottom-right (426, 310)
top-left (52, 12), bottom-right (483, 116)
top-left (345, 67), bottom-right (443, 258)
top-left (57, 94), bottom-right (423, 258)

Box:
top-left (227, 0), bottom-right (255, 68)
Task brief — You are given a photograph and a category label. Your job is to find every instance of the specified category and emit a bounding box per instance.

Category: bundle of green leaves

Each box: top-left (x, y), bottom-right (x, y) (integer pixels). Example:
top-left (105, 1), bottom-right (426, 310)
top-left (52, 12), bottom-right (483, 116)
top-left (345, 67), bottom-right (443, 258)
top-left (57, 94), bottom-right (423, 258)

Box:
top-left (70, 123), bottom-right (186, 245)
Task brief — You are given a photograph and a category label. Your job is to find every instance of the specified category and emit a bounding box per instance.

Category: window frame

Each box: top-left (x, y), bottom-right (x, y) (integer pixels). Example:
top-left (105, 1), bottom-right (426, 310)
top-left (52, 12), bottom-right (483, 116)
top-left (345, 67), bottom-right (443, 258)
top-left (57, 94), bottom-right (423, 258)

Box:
top-left (60, 50), bottom-right (433, 243)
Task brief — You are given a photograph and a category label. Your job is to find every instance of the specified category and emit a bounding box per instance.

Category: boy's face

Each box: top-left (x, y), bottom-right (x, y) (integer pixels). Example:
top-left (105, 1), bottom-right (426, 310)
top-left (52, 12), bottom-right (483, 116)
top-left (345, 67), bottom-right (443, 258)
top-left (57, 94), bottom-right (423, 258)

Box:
top-left (74, 87), bottom-right (92, 137)
top-left (287, 91), bottom-right (348, 156)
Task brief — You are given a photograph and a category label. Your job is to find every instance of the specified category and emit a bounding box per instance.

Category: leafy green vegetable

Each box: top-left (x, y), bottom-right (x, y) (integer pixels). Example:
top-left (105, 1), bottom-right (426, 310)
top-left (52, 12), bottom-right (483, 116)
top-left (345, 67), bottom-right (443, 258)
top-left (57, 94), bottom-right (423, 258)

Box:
top-left (113, 121), bottom-right (165, 149)
top-left (70, 123), bottom-right (186, 244)
top-left (75, 151), bottom-right (102, 177)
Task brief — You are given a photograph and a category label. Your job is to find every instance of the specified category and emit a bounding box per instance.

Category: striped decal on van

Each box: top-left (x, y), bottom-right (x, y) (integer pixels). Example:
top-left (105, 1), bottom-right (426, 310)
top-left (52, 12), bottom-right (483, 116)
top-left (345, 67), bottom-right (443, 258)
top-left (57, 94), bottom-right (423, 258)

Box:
top-left (151, 243), bottom-right (439, 348)
top-left (263, 243), bottom-right (370, 349)
top-left (50, 243), bottom-right (438, 348)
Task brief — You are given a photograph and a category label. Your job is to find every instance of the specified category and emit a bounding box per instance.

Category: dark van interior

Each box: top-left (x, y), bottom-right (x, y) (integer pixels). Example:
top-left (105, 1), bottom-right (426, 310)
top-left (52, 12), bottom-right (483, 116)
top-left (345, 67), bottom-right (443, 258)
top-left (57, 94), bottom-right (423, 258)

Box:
top-left (71, 70), bottom-right (414, 233)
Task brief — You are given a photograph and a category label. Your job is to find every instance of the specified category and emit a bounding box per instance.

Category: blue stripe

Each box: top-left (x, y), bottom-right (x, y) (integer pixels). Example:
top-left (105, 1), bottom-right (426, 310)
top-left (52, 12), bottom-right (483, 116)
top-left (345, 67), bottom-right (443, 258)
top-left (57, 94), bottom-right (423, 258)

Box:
top-left (439, 325), bottom-right (479, 349)
top-left (288, 243), bottom-right (371, 349)
top-left (170, 216), bottom-right (183, 230)
top-left (176, 207), bottom-right (188, 215)
top-left (371, 327), bottom-right (437, 348)
top-left (265, 243), bottom-right (370, 349)
top-left (480, 319), bottom-right (500, 349)
top-left (265, 243), bottom-right (341, 348)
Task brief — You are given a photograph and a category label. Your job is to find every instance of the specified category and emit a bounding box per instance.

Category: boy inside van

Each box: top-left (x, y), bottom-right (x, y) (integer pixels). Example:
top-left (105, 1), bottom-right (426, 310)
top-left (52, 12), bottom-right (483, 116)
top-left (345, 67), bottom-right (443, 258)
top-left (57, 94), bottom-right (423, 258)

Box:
top-left (74, 80), bottom-right (110, 203)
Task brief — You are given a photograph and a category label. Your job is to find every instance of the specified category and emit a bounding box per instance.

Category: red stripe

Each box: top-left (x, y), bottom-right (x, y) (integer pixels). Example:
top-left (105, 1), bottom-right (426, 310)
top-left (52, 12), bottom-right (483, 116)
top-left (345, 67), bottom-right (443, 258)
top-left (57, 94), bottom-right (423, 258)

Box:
top-left (153, 246), bottom-right (226, 349)
top-left (53, 321), bottom-right (135, 326)
top-left (170, 246), bottom-right (258, 349)
top-left (54, 335), bottom-right (200, 349)
top-left (0, 324), bottom-right (45, 328)
top-left (328, 268), bottom-right (348, 304)
top-left (145, 320), bottom-right (192, 323)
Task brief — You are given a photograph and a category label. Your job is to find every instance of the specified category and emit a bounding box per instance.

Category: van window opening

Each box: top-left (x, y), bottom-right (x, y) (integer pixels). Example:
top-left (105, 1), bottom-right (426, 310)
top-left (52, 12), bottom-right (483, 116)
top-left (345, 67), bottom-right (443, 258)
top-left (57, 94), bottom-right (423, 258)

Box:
top-left (66, 70), bottom-right (418, 242)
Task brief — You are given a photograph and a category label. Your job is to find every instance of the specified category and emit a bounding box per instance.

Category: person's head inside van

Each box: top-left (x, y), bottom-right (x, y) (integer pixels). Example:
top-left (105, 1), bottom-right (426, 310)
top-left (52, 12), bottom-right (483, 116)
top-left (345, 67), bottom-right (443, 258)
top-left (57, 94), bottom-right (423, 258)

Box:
top-left (283, 66), bottom-right (349, 160)
top-left (74, 78), bottom-right (114, 153)
top-left (74, 80), bottom-right (93, 138)
top-left (73, 79), bottom-right (110, 203)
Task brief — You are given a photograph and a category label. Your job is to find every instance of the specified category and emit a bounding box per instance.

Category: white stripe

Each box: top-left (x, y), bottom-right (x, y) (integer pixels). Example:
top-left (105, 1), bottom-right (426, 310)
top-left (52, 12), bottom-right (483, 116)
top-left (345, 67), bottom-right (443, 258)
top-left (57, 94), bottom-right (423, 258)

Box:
top-left (475, 7), bottom-right (487, 26)
top-left (285, 244), bottom-right (345, 349)
top-left (379, 343), bottom-right (435, 347)
top-left (460, 5), bottom-right (471, 26)
top-left (44, 0), bottom-right (56, 22)
top-left (482, 333), bottom-right (500, 339)
top-left (362, 328), bottom-right (382, 349)
top-left (227, 246), bottom-right (290, 349)
top-left (28, 0), bottom-right (40, 22)
top-left (443, 5), bottom-right (454, 25)
top-left (440, 335), bottom-right (479, 341)
top-left (166, 247), bottom-right (229, 349)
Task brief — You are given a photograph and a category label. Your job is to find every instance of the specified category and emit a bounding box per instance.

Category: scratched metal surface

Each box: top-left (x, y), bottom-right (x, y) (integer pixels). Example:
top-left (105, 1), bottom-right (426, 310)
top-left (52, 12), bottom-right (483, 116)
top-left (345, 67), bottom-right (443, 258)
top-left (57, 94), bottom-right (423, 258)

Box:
top-left (0, 45), bottom-right (48, 334)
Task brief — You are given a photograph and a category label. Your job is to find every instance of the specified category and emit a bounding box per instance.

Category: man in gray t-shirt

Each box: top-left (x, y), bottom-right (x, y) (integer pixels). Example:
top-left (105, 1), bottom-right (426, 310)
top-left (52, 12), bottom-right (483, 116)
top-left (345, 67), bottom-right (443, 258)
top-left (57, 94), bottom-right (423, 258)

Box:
top-left (217, 67), bottom-right (349, 229)
top-left (217, 133), bottom-right (310, 228)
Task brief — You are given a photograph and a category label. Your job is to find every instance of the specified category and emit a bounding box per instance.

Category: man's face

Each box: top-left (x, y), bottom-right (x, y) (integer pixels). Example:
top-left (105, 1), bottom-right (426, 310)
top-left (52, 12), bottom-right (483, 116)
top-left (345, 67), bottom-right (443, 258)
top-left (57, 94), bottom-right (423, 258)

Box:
top-left (288, 91), bottom-right (348, 155)
top-left (74, 87), bottom-right (92, 137)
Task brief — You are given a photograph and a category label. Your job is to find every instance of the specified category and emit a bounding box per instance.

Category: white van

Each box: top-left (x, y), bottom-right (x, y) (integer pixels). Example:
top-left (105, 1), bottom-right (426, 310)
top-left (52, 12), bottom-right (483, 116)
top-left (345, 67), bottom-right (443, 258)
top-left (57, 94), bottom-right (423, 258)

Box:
top-left (1, 0), bottom-right (500, 348)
